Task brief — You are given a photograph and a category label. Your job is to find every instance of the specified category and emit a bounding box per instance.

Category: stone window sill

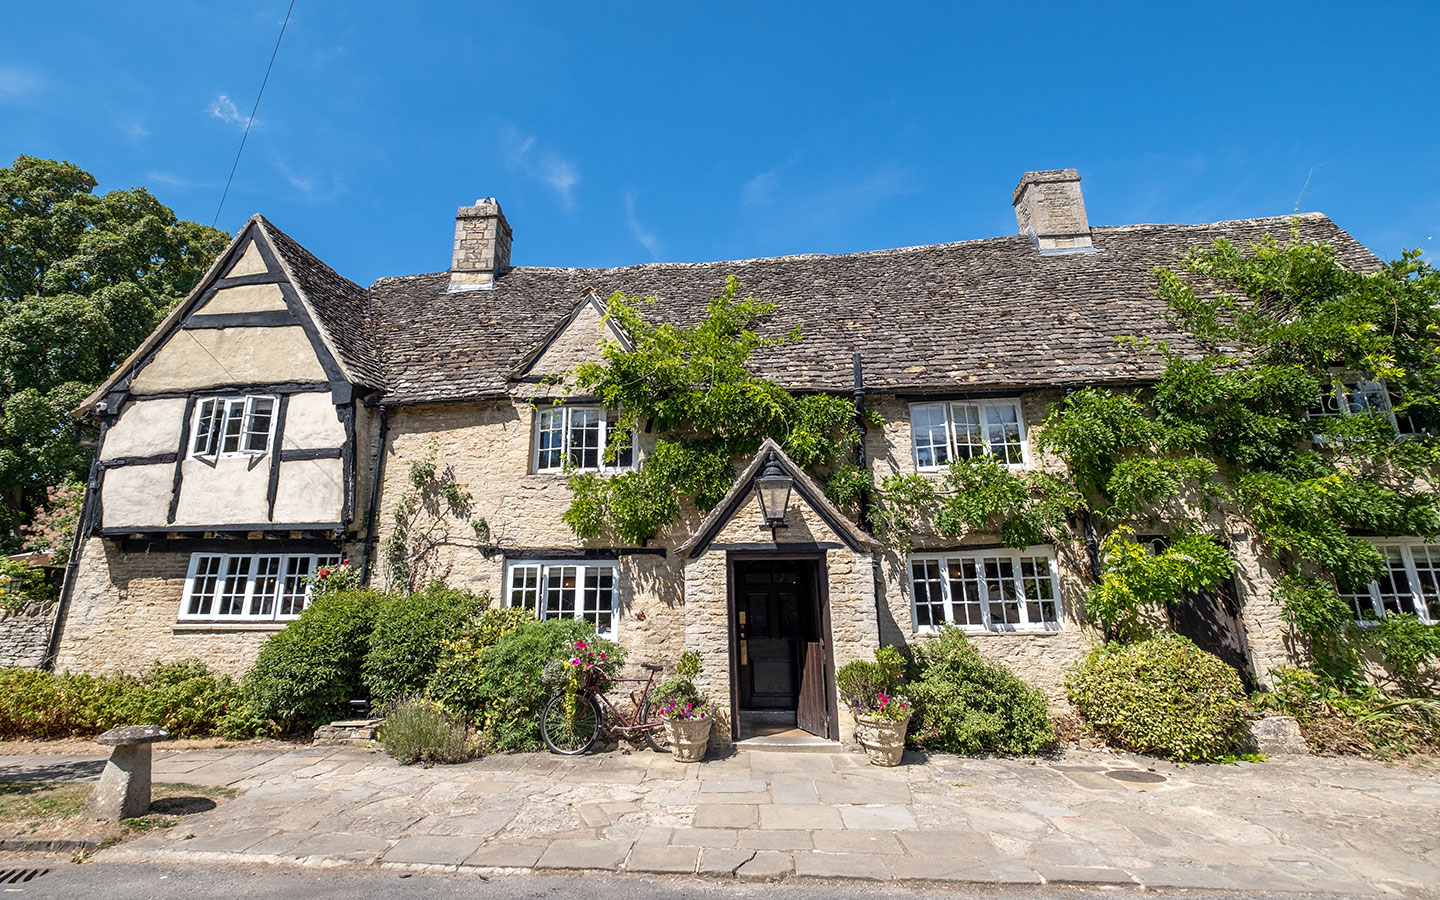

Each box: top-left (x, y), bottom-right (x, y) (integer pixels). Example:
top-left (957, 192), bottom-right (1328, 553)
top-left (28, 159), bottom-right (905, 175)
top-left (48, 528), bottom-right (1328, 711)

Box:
top-left (173, 622), bottom-right (288, 633)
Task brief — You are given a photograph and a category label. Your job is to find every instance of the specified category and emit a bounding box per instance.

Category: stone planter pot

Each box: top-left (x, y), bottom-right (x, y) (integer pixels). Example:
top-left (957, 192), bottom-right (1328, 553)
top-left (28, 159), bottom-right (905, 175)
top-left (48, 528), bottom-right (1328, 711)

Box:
top-left (665, 717), bottom-right (712, 763)
top-left (854, 712), bottom-right (911, 766)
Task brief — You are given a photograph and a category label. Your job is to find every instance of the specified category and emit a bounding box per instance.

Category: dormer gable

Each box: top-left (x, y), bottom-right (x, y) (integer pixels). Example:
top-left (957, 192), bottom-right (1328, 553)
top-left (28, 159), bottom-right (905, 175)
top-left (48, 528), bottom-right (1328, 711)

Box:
top-left (511, 289), bottom-right (632, 385)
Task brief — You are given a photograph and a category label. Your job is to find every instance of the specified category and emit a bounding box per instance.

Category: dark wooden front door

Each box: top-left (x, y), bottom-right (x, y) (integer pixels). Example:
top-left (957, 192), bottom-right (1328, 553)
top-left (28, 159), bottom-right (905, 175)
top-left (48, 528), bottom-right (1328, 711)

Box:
top-left (734, 559), bottom-right (832, 737)
top-left (1168, 573), bottom-right (1256, 688)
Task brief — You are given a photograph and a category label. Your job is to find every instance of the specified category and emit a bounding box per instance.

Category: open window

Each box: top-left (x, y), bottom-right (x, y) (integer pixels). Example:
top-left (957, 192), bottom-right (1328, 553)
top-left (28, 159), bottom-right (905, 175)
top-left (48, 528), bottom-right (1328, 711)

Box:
top-left (190, 395), bottom-right (277, 459)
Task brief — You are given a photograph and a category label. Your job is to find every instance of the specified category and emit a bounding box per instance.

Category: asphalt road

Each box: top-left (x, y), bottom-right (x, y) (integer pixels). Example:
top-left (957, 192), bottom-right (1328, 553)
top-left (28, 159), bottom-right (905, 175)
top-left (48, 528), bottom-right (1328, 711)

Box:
top-left (5, 862), bottom-right (1336, 900)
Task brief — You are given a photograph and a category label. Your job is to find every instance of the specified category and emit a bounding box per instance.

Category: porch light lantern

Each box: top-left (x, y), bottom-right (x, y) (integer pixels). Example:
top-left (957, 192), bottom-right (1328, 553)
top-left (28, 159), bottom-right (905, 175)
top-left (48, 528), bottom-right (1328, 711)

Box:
top-left (754, 452), bottom-right (793, 529)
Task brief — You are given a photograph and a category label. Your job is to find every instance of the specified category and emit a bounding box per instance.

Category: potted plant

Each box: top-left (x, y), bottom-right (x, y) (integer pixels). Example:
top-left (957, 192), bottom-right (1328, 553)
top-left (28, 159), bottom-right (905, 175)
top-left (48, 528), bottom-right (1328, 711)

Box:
top-left (654, 651), bottom-right (714, 762)
top-left (837, 647), bottom-right (912, 766)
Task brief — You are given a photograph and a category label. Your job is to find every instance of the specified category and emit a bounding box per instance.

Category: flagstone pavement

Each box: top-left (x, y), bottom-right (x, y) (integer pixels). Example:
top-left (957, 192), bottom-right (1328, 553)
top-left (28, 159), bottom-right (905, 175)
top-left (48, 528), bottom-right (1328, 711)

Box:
top-left (5, 744), bottom-right (1438, 896)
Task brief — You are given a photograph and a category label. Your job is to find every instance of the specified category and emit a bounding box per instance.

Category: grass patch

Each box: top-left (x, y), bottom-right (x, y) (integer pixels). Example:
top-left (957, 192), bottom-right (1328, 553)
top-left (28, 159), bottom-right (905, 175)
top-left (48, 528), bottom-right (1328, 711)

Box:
top-left (0, 781), bottom-right (91, 822)
top-left (0, 779), bottom-right (238, 842)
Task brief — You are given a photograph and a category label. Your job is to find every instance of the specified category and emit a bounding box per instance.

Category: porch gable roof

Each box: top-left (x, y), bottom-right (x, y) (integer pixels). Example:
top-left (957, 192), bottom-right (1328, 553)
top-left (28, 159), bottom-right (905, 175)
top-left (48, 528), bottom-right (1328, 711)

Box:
top-left (677, 438), bottom-right (880, 558)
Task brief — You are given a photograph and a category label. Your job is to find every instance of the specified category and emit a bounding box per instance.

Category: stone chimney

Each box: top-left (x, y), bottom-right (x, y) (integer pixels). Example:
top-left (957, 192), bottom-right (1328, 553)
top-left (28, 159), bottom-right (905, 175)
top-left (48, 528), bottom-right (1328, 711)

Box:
top-left (1011, 169), bottom-right (1094, 253)
top-left (448, 198), bottom-right (513, 291)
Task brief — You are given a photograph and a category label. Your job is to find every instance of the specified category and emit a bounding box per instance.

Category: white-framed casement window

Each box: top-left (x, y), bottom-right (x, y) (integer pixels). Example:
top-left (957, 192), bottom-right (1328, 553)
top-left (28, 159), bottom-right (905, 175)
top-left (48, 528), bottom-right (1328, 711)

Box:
top-left (909, 400), bottom-right (1028, 471)
top-left (534, 406), bottom-right (635, 473)
top-left (190, 395), bottom-right (277, 459)
top-left (908, 547), bottom-right (1062, 633)
top-left (1339, 541), bottom-right (1440, 624)
top-left (180, 552), bottom-right (341, 622)
top-left (504, 560), bottom-right (617, 637)
top-left (1308, 376), bottom-right (1422, 438)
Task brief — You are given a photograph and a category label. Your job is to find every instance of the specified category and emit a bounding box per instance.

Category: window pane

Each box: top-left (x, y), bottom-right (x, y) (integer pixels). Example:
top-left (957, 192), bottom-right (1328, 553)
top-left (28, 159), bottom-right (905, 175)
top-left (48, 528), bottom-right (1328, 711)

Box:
top-left (983, 403), bottom-right (1025, 465)
top-left (949, 404), bottom-right (984, 460)
top-left (910, 560), bottom-right (945, 628)
top-left (248, 556), bottom-right (281, 617)
top-left (1346, 380), bottom-right (1390, 416)
top-left (1376, 546), bottom-right (1417, 615)
top-left (569, 409), bottom-right (601, 469)
top-left (1339, 584), bottom-right (1377, 620)
top-left (1410, 545), bottom-right (1440, 623)
top-left (509, 565), bottom-right (540, 612)
top-left (280, 557), bottom-right (312, 617)
top-left (221, 400), bottom-right (246, 455)
top-left (983, 557), bottom-right (1021, 626)
top-left (942, 558), bottom-right (982, 626)
top-left (606, 418), bottom-right (634, 469)
top-left (243, 398), bottom-right (275, 453)
top-left (911, 404), bottom-right (950, 469)
top-left (544, 566), bottom-right (578, 619)
top-left (186, 555), bottom-right (223, 616)
top-left (192, 399), bottom-right (218, 456)
top-left (537, 409), bottom-right (565, 470)
top-left (218, 556), bottom-right (252, 616)
top-left (584, 566), bottom-right (615, 634)
top-left (1021, 556), bottom-right (1059, 626)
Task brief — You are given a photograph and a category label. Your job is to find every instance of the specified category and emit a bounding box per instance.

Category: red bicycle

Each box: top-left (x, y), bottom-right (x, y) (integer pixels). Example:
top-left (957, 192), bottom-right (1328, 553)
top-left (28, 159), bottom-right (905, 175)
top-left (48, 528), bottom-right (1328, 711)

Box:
top-left (540, 662), bottom-right (670, 755)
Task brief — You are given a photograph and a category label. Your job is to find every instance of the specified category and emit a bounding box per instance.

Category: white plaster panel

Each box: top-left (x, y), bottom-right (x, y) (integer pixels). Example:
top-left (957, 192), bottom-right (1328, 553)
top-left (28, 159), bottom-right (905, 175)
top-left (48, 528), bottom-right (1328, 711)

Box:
top-left (130, 326), bottom-right (326, 394)
top-left (226, 242), bottom-right (269, 277)
top-left (271, 459), bottom-right (344, 524)
top-left (198, 283), bottom-right (288, 315)
top-left (100, 398), bottom-right (187, 460)
top-left (100, 464), bottom-right (175, 528)
top-left (172, 456), bottom-right (271, 526)
top-left (280, 392), bottom-right (345, 449)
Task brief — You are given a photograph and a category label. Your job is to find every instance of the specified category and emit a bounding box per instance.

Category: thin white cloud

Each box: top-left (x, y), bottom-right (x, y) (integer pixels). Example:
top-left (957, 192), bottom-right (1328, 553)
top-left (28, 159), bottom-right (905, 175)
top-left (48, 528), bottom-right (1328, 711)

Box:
top-left (625, 192), bottom-right (662, 260)
top-left (0, 65), bottom-right (44, 101)
top-left (122, 120), bottom-right (150, 141)
top-left (742, 169), bottom-right (781, 207)
top-left (208, 93), bottom-right (252, 131)
top-left (274, 156), bottom-right (345, 203)
top-left (146, 171), bottom-right (213, 190)
top-left (501, 127), bottom-right (580, 209)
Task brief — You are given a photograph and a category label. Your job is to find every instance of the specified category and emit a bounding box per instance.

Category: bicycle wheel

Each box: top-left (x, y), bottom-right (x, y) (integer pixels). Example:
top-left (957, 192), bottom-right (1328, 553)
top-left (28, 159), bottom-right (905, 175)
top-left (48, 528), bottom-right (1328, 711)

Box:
top-left (639, 699), bottom-right (670, 753)
top-left (541, 692), bottom-right (602, 755)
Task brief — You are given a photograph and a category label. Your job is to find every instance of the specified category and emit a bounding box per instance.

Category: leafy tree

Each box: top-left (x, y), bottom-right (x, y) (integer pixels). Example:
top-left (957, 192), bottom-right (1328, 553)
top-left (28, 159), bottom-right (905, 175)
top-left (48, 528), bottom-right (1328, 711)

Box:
top-left (0, 155), bottom-right (228, 549)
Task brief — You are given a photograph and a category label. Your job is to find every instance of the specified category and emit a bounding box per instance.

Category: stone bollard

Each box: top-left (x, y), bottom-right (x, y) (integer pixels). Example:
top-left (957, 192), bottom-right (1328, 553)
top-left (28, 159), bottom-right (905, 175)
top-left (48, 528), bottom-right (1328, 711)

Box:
top-left (83, 725), bottom-right (170, 821)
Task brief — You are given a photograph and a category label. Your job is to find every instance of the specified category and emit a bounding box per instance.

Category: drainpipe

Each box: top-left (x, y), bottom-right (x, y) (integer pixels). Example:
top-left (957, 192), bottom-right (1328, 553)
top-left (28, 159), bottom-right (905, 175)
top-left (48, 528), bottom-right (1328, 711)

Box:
top-left (44, 419), bottom-right (108, 672)
top-left (358, 405), bottom-right (390, 586)
top-left (852, 352), bottom-right (889, 645)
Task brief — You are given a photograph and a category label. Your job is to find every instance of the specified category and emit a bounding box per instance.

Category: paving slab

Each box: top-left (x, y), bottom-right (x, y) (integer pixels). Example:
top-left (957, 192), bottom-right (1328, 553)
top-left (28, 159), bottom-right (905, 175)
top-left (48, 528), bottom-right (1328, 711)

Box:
top-left (384, 834), bottom-right (484, 866)
top-left (792, 851), bottom-right (892, 881)
top-left (625, 844), bottom-right (700, 874)
top-left (738, 829), bottom-right (813, 851)
top-left (811, 829), bottom-right (903, 854)
top-left (837, 804), bottom-right (917, 830)
top-left (460, 841), bottom-right (546, 868)
top-left (760, 803), bottom-right (842, 829)
top-left (669, 828), bottom-right (739, 849)
top-left (699, 848), bottom-right (757, 876)
top-left (535, 837), bottom-right (634, 871)
top-left (692, 803), bottom-right (758, 828)
top-left (737, 849), bottom-right (793, 880)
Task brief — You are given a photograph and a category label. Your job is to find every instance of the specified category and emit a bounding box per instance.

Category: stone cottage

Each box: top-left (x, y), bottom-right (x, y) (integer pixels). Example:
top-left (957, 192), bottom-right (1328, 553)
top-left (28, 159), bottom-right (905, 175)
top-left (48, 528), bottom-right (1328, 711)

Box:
top-left (49, 169), bottom-right (1409, 744)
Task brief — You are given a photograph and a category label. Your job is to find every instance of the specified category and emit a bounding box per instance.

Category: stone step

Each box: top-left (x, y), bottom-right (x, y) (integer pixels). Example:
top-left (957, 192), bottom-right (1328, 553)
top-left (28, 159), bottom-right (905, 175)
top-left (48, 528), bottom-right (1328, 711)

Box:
top-left (732, 735), bottom-right (845, 754)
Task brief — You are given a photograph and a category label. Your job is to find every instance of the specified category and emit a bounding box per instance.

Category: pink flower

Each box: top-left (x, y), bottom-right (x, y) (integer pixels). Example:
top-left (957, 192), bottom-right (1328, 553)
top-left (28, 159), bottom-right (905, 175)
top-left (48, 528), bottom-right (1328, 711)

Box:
top-left (575, 641), bottom-right (587, 649)
top-left (570, 657), bottom-right (580, 665)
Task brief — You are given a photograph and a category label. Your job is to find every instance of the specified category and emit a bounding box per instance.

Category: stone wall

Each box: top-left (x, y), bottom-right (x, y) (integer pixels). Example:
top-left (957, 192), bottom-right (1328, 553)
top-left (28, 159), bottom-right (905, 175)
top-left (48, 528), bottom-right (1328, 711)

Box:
top-left (53, 537), bottom-right (306, 675)
top-left (0, 603), bottom-right (59, 668)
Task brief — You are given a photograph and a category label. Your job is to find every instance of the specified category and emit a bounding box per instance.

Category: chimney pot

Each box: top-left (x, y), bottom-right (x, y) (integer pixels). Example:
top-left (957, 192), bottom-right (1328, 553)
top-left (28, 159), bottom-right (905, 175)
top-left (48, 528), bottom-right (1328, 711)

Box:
top-left (448, 197), bottom-right (513, 292)
top-left (1012, 169), bottom-right (1094, 254)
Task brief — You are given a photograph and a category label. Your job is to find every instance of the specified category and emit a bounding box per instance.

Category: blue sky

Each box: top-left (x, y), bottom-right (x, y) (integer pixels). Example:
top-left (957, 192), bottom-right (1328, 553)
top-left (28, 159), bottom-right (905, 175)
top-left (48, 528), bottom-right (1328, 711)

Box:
top-left (2, 2), bottom-right (1437, 286)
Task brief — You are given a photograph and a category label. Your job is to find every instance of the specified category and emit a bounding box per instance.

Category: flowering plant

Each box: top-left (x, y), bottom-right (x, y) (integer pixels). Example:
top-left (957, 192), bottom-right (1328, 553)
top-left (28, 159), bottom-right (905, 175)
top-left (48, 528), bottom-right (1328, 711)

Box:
top-left (850, 690), bottom-right (912, 723)
top-left (659, 699), bottom-right (718, 721)
top-left (306, 559), bottom-right (361, 597)
top-left (543, 639), bottom-right (622, 693)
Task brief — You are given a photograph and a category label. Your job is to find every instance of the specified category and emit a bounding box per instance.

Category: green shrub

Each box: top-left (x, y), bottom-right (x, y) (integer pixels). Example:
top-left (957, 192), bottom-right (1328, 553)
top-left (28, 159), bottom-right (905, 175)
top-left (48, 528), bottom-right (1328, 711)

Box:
top-left (836, 646), bottom-right (905, 710)
top-left (1067, 633), bottom-right (1250, 761)
top-left (362, 584), bottom-right (490, 705)
top-left (908, 627), bottom-right (1053, 754)
top-left (1362, 613), bottom-right (1440, 696)
top-left (0, 560), bottom-right (51, 613)
top-left (426, 607), bottom-right (535, 721)
top-left (472, 619), bottom-right (622, 753)
top-left (240, 590), bottom-right (388, 733)
top-left (651, 650), bottom-right (704, 709)
top-left (1254, 666), bottom-right (1440, 756)
top-left (129, 661), bottom-right (241, 738)
top-left (0, 661), bottom-right (240, 739)
top-left (378, 698), bottom-right (473, 765)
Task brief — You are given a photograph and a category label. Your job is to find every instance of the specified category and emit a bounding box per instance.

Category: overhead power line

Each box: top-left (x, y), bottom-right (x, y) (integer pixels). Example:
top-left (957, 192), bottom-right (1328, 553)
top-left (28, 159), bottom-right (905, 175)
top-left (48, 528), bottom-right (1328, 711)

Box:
top-left (212, 0), bottom-right (297, 228)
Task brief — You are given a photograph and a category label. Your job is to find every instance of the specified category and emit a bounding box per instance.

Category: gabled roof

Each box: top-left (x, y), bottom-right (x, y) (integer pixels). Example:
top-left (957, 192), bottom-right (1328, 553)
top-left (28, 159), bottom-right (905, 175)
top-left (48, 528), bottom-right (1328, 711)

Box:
top-left (75, 216), bottom-right (381, 415)
top-left (368, 213), bottom-right (1377, 405)
top-left (677, 438), bottom-right (880, 558)
top-left (510, 290), bottom-right (633, 381)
